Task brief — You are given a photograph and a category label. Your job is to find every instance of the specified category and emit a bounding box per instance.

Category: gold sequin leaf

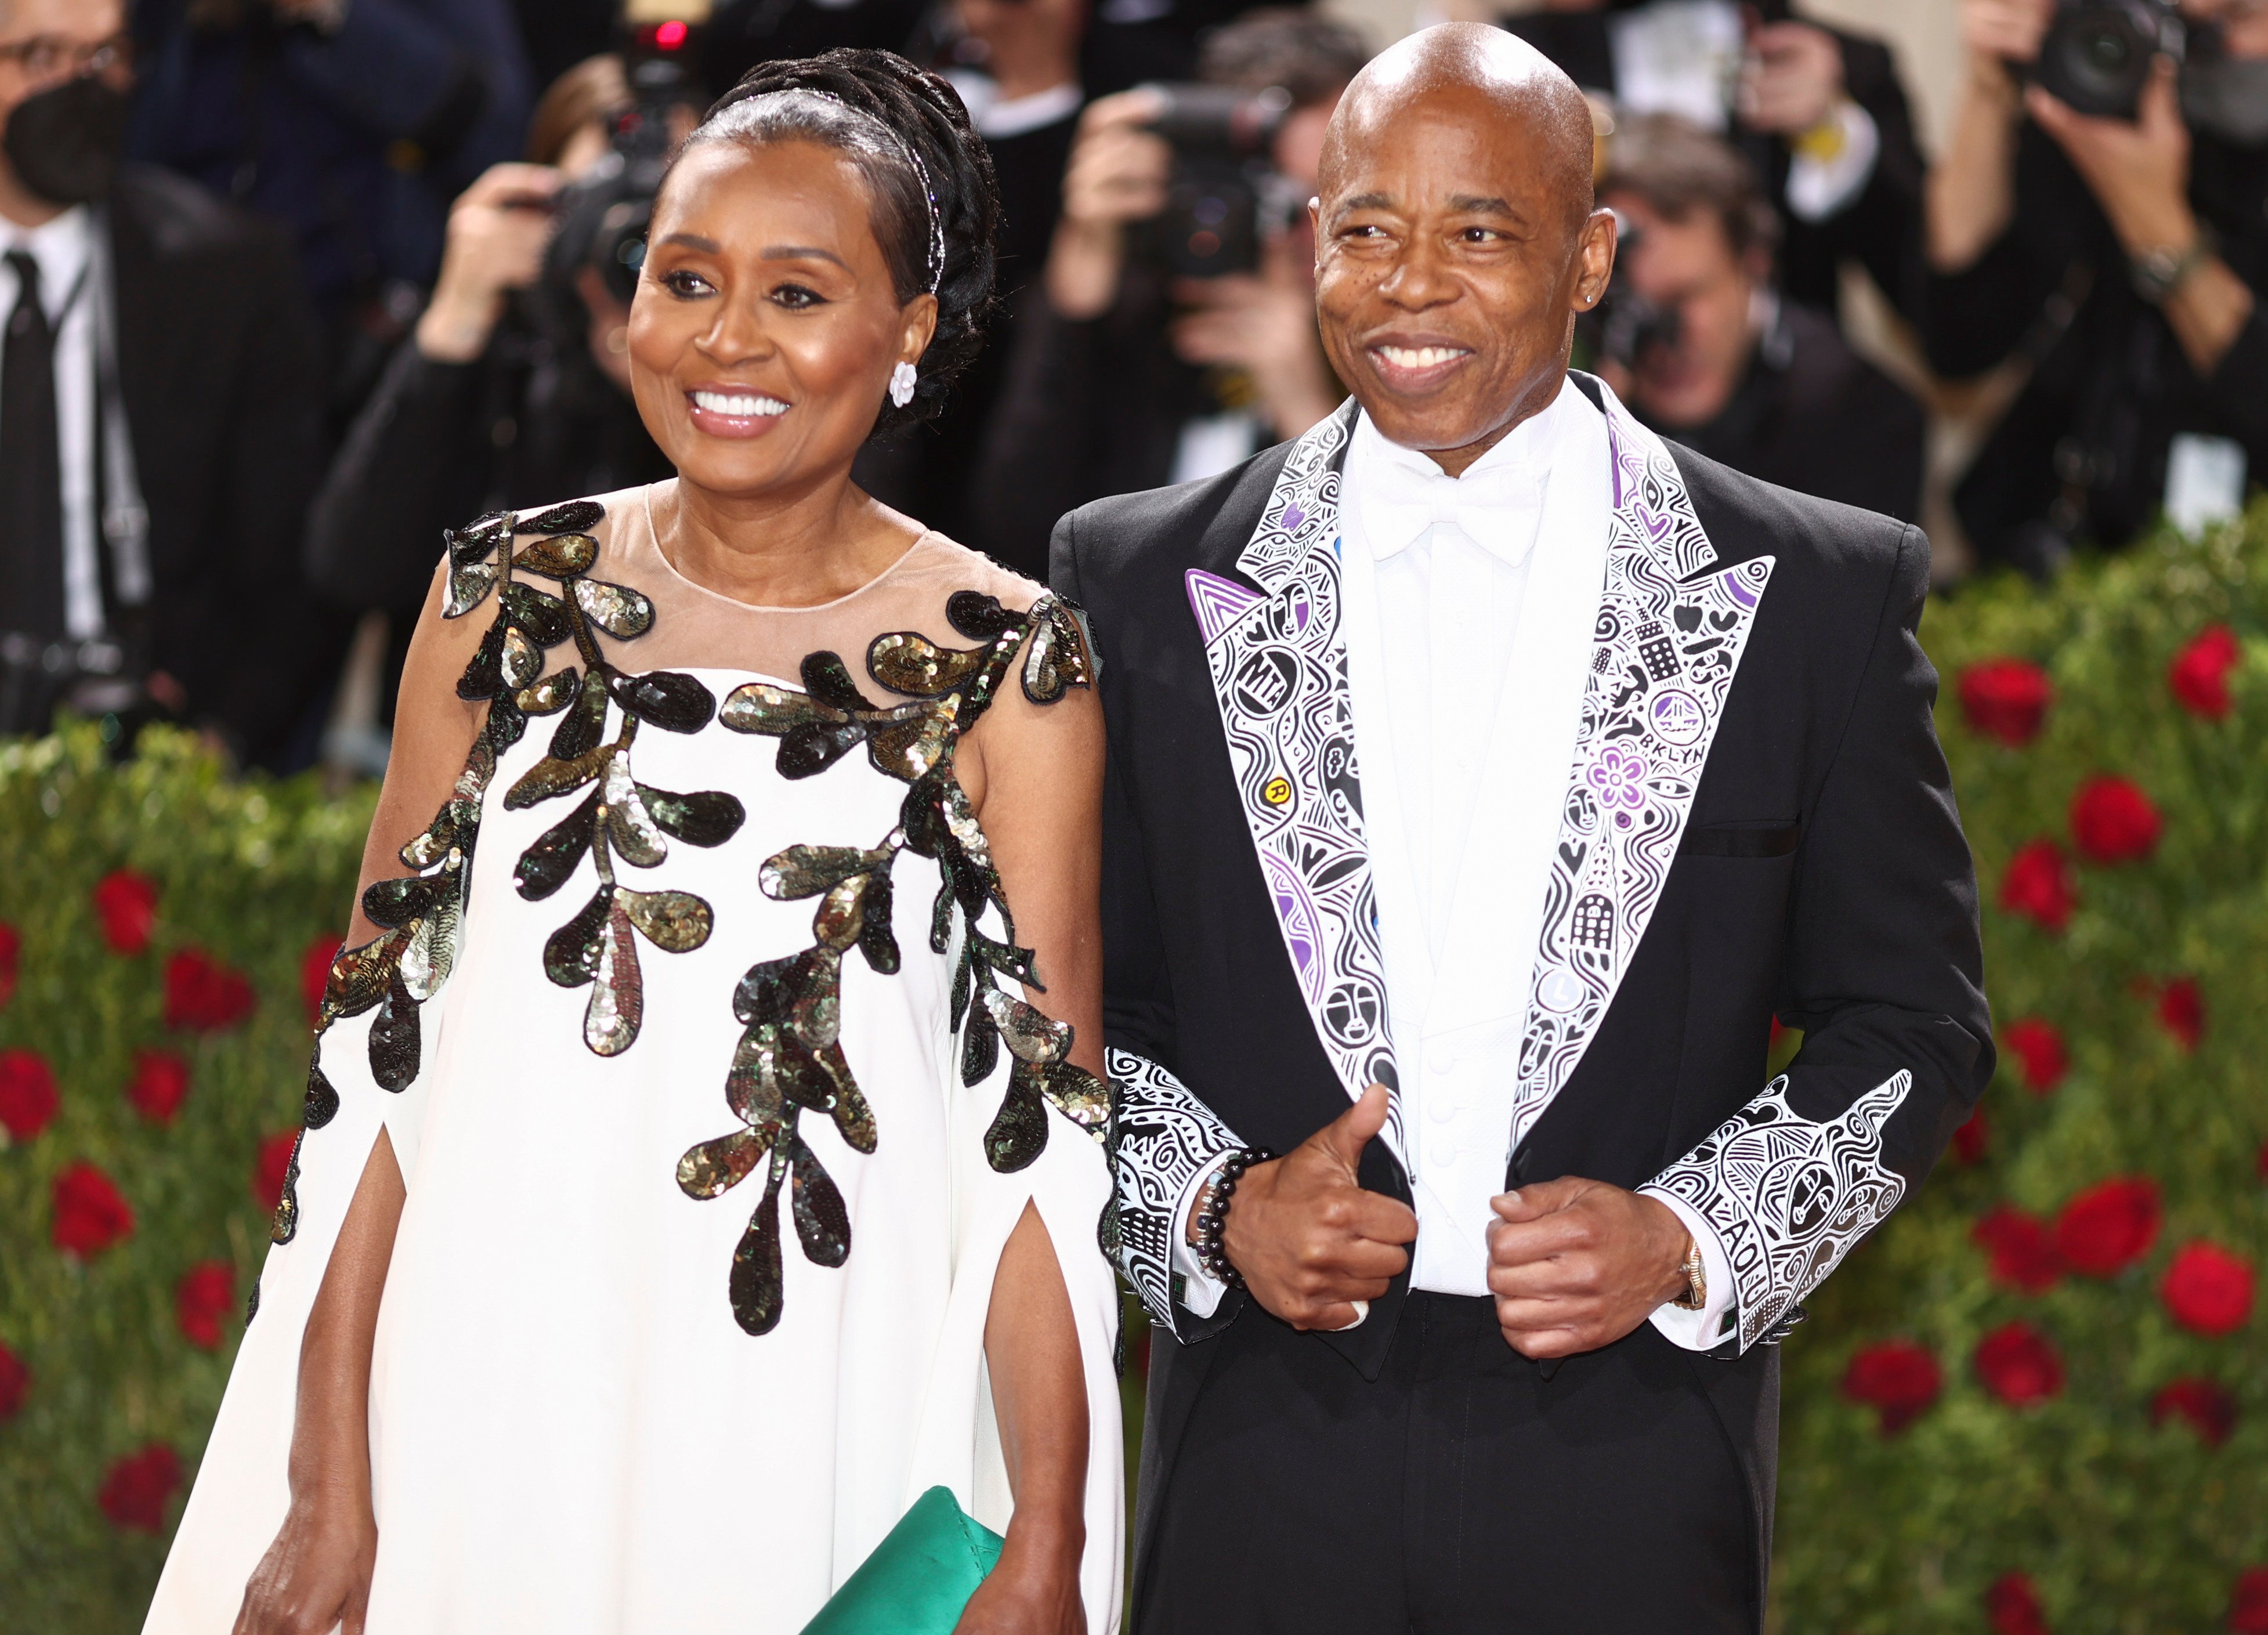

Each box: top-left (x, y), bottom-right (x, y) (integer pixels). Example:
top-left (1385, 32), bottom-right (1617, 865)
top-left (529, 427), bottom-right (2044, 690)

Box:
top-left (512, 532), bottom-right (597, 578)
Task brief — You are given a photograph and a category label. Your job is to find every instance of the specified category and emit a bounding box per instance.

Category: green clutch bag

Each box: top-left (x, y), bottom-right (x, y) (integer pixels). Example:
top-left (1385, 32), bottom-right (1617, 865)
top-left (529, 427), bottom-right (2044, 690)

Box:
top-left (800, 1485), bottom-right (1004, 1635)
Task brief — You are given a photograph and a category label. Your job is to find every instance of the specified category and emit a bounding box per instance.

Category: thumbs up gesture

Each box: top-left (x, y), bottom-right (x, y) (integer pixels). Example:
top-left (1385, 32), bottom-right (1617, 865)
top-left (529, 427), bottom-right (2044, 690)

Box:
top-left (1207, 1083), bottom-right (1419, 1332)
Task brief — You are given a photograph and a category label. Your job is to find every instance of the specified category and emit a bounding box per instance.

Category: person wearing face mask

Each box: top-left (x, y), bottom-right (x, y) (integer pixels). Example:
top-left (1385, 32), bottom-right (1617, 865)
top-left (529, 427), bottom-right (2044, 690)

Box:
top-left (302, 55), bottom-right (685, 758)
top-left (0, 0), bottom-right (324, 760)
top-left (1598, 113), bottom-right (1926, 523)
top-left (1926, 0), bottom-right (2268, 574)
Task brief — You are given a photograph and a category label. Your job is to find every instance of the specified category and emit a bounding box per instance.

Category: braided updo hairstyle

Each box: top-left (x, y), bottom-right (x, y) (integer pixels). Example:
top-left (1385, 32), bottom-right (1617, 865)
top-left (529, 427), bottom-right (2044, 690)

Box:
top-left (668, 49), bottom-right (999, 435)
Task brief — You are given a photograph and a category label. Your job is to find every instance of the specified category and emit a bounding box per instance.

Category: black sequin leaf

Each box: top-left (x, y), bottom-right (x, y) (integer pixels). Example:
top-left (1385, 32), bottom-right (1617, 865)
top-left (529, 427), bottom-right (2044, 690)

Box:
top-left (867, 631), bottom-right (987, 698)
top-left (983, 1069), bottom-right (1049, 1174)
top-left (599, 751), bottom-right (667, 867)
top-left (506, 745), bottom-right (606, 811)
top-left (802, 650), bottom-right (878, 714)
top-left (303, 1054), bottom-right (339, 1130)
top-left (323, 929), bottom-right (410, 1021)
top-left (397, 798), bottom-right (474, 870)
top-left (961, 999), bottom-right (999, 1087)
top-left (609, 668), bottom-right (715, 733)
top-left (549, 665), bottom-right (612, 760)
top-left (513, 532), bottom-right (597, 578)
top-left (856, 868), bottom-right (899, 975)
top-left (444, 558), bottom-right (500, 620)
top-left (447, 511), bottom-right (512, 565)
top-left (457, 620), bottom-right (506, 700)
top-left (677, 1121), bottom-right (777, 1199)
top-left (1028, 1058), bottom-right (1112, 1145)
top-left (369, 972), bottom-right (422, 1092)
top-left (574, 577), bottom-right (655, 640)
top-left (362, 873), bottom-right (439, 929)
top-left (518, 667), bottom-right (580, 716)
top-left (761, 844), bottom-right (891, 902)
top-left (516, 788), bottom-right (598, 901)
top-left (500, 624), bottom-right (541, 691)
top-left (485, 691), bottom-right (529, 754)
top-left (790, 1136), bottom-right (851, 1268)
top-left (638, 784), bottom-right (744, 848)
top-left (729, 1163), bottom-right (788, 1336)
top-left (520, 498), bottom-right (604, 536)
top-left (967, 927), bottom-right (1039, 989)
top-left (620, 887), bottom-right (712, 953)
top-left (584, 898), bottom-right (643, 1056)
top-left (498, 581), bottom-right (574, 649)
top-left (544, 885), bottom-right (613, 987)
top-left (947, 591), bottom-right (1024, 642)
top-left (1023, 596), bottom-right (1095, 704)
top-left (269, 1131), bottom-right (304, 1244)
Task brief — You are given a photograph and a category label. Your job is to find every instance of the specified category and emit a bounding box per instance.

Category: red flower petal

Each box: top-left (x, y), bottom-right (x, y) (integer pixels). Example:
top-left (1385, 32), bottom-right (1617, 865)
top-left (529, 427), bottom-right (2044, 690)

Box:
top-left (1973, 1206), bottom-right (2064, 1294)
top-left (90, 869), bottom-right (159, 956)
top-left (254, 1130), bottom-right (299, 1214)
top-left (96, 1442), bottom-right (180, 1532)
top-left (0, 921), bottom-right (19, 1009)
top-left (1840, 1339), bottom-right (1943, 1434)
top-left (2053, 1177), bottom-right (2162, 1276)
top-left (1975, 1321), bottom-right (2064, 1406)
top-left (1951, 1105), bottom-right (1990, 1166)
top-left (0, 1340), bottom-right (27, 1419)
top-left (175, 1260), bottom-right (235, 1350)
top-left (1987, 1571), bottom-right (2053, 1635)
top-left (1959, 658), bottom-right (2054, 746)
top-left (50, 1162), bottom-right (134, 1259)
top-left (302, 935), bottom-right (343, 1025)
top-left (163, 948), bottom-right (256, 1033)
top-left (2163, 1240), bottom-right (2255, 1337)
top-left (0, 1048), bottom-right (58, 1141)
top-left (124, 1050), bottom-right (190, 1125)
top-left (2169, 624), bottom-right (2241, 721)
top-left (1999, 840), bottom-right (2076, 932)
top-left (2002, 1018), bottom-right (2068, 1095)
top-left (2157, 977), bottom-right (2206, 1052)
top-left (2070, 776), bottom-right (2162, 866)
top-left (2151, 1376), bottom-right (2238, 1447)
top-left (2231, 1567), bottom-right (2268, 1634)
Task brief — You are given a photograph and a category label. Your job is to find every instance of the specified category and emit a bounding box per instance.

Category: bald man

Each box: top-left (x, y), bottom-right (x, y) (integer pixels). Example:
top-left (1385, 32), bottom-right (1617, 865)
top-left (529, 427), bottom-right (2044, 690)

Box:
top-left (1053, 25), bottom-right (1989, 1632)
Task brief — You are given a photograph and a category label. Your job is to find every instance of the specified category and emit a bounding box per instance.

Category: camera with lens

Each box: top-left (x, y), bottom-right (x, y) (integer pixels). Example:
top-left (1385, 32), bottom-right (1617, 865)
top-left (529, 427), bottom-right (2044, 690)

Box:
top-left (1578, 209), bottom-right (1682, 375)
top-left (2031, 0), bottom-right (2183, 121)
top-left (1138, 82), bottom-right (1303, 280)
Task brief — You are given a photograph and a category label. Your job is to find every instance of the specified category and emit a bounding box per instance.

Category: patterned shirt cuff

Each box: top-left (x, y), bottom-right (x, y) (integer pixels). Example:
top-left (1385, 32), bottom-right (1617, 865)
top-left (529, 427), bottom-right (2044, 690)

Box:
top-left (1169, 1155), bottom-right (1235, 1319)
top-left (1641, 1187), bottom-right (1738, 1350)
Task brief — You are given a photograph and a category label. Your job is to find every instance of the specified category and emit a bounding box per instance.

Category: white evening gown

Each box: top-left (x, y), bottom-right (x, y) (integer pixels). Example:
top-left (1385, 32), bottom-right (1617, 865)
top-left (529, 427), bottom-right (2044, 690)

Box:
top-left (145, 487), bottom-right (1124, 1634)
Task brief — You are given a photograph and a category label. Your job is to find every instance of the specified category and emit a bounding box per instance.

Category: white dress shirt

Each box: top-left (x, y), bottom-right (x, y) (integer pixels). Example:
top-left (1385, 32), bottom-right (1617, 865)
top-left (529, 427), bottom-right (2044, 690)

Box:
top-left (1175, 380), bottom-right (1735, 1349)
top-left (1, 205), bottom-right (104, 642)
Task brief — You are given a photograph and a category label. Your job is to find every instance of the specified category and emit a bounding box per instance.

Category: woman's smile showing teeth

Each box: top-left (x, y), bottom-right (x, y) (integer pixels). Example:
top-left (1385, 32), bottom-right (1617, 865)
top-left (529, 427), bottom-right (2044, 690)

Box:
top-left (686, 388), bottom-right (791, 436)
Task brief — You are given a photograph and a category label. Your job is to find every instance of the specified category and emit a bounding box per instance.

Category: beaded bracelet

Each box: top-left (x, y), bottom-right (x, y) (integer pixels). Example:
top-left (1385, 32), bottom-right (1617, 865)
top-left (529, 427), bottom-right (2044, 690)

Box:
top-left (1192, 1146), bottom-right (1272, 1289)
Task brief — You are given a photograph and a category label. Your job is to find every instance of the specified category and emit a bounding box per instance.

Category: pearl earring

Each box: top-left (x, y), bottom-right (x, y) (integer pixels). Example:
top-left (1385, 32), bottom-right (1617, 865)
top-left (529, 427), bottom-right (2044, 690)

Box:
top-left (888, 361), bottom-right (918, 408)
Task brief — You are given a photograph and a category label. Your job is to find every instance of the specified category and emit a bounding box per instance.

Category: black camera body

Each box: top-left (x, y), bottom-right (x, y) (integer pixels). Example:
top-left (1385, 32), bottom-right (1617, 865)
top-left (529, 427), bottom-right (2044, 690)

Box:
top-left (538, 57), bottom-right (690, 332)
top-left (1141, 82), bottom-right (1297, 280)
top-left (2031, 0), bottom-right (2184, 121)
top-left (1578, 209), bottom-right (1682, 375)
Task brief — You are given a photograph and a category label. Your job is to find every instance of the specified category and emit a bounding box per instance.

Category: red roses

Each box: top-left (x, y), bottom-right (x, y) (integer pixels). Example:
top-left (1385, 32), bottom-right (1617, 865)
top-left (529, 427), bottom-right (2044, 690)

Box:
top-left (1840, 1339), bottom-right (1943, 1433)
top-left (2151, 1377), bottom-right (2238, 1447)
top-left (1974, 1321), bottom-right (2065, 1406)
top-left (97, 1442), bottom-right (181, 1532)
top-left (1960, 658), bottom-right (2053, 746)
top-left (0, 1340), bottom-right (27, 1419)
top-left (1987, 1572), bottom-right (2052, 1635)
top-left (164, 947), bottom-right (256, 1032)
top-left (2153, 977), bottom-right (2206, 1052)
top-left (2001, 840), bottom-right (2076, 932)
top-left (0, 1048), bottom-right (58, 1141)
top-left (2053, 1177), bottom-right (2162, 1277)
top-left (0, 920), bottom-right (18, 1008)
top-left (176, 1260), bottom-right (236, 1350)
top-left (2002, 1019), bottom-right (2068, 1095)
top-left (2168, 624), bottom-right (2241, 719)
top-left (2069, 776), bottom-right (2162, 865)
top-left (2231, 1567), bottom-right (2268, 1635)
top-left (2162, 1241), bottom-right (2255, 1337)
top-left (125, 1050), bottom-right (190, 1124)
top-left (51, 1162), bottom-right (133, 1259)
top-left (1974, 1206), bottom-right (2064, 1294)
top-left (91, 869), bottom-right (159, 955)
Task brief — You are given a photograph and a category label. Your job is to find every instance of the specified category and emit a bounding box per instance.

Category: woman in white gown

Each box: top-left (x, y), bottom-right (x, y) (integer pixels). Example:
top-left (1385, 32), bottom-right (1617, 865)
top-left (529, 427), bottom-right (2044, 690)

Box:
top-left (146, 52), bottom-right (1120, 1635)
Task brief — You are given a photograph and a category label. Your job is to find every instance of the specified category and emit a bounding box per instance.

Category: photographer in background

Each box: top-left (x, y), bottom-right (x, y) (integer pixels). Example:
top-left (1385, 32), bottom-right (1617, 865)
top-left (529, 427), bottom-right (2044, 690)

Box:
top-left (302, 54), bottom-right (680, 740)
top-left (1597, 114), bottom-right (1926, 522)
top-left (1503, 0), bottom-right (1930, 321)
top-left (972, 8), bottom-right (1365, 576)
top-left (1926, 0), bottom-right (2266, 574)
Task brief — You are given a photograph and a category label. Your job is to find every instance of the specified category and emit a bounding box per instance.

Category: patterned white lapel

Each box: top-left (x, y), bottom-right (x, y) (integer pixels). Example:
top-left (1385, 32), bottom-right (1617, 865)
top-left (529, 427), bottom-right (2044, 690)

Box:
top-left (1184, 401), bottom-right (1406, 1161)
top-left (1507, 378), bottom-right (1777, 1157)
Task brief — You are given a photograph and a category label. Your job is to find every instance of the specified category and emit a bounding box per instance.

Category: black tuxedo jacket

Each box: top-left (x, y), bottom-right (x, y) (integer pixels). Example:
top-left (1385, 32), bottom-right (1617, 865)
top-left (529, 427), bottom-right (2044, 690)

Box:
top-left (111, 166), bottom-right (326, 764)
top-left (1051, 377), bottom-right (1990, 1610)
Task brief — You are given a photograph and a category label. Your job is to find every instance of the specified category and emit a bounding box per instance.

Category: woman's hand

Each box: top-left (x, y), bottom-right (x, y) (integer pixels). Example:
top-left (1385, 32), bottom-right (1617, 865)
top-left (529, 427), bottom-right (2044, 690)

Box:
top-left (1045, 91), bottom-right (1170, 320)
top-left (233, 1496), bottom-right (377, 1635)
top-left (1169, 230), bottom-right (1341, 441)
top-left (415, 162), bottom-right (563, 364)
top-left (953, 1533), bottom-right (1086, 1635)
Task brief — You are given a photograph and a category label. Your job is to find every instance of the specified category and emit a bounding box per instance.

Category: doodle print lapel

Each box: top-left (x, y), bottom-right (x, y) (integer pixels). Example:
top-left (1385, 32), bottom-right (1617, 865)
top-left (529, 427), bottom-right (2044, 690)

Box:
top-left (1508, 380), bottom-right (1777, 1157)
top-left (1184, 401), bottom-right (1405, 1162)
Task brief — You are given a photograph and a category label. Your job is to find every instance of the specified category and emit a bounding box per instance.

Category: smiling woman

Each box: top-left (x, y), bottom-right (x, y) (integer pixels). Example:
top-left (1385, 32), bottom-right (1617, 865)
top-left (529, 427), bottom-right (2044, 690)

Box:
top-left (143, 49), bottom-right (1120, 1635)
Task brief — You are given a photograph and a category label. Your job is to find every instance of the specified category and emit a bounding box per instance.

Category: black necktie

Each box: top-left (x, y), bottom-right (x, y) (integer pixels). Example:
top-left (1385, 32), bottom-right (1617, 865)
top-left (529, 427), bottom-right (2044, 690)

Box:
top-left (1, 248), bottom-right (67, 645)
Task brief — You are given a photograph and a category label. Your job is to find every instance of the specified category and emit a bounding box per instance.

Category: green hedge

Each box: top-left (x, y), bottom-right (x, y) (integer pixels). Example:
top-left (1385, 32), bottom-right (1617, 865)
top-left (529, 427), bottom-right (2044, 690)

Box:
top-left (4, 505), bottom-right (2266, 1632)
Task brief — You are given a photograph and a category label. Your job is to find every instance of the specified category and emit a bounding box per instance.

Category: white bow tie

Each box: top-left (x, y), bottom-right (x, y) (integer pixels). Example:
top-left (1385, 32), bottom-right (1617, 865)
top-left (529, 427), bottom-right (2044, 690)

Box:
top-left (1359, 455), bottom-right (1543, 567)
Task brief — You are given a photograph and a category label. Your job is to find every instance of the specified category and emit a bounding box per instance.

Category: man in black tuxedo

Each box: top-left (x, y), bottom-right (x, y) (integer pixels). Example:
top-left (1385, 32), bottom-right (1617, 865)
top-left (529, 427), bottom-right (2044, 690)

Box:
top-left (0, 0), bottom-right (323, 759)
top-left (1052, 24), bottom-right (1989, 1633)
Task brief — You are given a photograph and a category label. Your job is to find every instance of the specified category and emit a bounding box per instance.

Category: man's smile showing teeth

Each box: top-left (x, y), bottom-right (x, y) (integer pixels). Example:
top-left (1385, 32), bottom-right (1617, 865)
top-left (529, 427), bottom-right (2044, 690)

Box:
top-left (1373, 345), bottom-right (1471, 370)
top-left (690, 390), bottom-right (788, 417)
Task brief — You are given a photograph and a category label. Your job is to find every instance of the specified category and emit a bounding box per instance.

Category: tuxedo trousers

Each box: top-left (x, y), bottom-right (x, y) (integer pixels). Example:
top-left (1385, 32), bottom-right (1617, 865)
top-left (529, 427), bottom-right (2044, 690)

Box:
top-left (1135, 1293), bottom-right (1757, 1634)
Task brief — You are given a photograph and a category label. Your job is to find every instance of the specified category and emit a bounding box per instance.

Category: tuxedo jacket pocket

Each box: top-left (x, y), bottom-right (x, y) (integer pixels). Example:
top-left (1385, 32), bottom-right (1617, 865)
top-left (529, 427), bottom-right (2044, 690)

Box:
top-left (1680, 821), bottom-right (1801, 859)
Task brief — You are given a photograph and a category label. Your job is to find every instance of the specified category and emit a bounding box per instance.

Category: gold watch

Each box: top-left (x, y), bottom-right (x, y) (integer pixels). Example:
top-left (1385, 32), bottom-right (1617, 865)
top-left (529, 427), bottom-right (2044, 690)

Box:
top-left (1672, 1238), bottom-right (1708, 1311)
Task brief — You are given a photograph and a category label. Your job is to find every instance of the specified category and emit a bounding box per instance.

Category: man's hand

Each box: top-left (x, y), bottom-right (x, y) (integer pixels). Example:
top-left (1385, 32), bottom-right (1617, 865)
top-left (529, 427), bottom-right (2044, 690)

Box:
top-left (1216, 1083), bottom-right (1417, 1332)
top-left (1045, 91), bottom-right (1170, 320)
top-left (1486, 1178), bottom-right (1692, 1359)
top-left (415, 162), bottom-right (562, 364)
top-left (1959, 0), bottom-right (2054, 64)
top-left (1738, 21), bottom-right (1844, 137)
top-left (1168, 231), bottom-right (1341, 440)
top-left (2026, 56), bottom-right (2193, 255)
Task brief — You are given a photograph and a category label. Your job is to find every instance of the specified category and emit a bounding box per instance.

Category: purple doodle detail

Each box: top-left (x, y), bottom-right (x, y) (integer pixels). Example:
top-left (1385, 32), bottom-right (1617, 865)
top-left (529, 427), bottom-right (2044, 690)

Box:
top-left (1185, 567), bottom-right (1266, 646)
top-left (1281, 502), bottom-right (1305, 531)
top-left (1722, 566), bottom-right (1760, 609)
top-left (1586, 745), bottom-right (1650, 810)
